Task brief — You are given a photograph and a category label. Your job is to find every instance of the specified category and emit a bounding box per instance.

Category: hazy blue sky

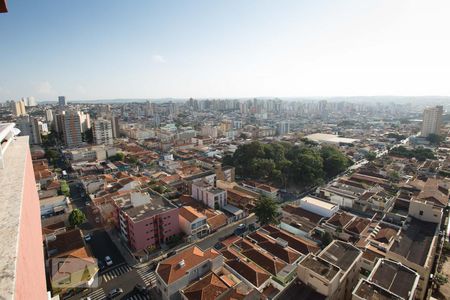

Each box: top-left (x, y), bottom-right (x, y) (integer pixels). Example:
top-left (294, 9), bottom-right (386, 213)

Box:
top-left (1, 0), bottom-right (450, 101)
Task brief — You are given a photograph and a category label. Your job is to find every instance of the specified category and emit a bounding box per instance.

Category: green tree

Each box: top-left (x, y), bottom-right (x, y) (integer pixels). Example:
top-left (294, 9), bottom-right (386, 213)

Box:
top-left (110, 152), bottom-right (127, 162)
top-left (388, 171), bottom-right (400, 182)
top-left (427, 133), bottom-right (444, 145)
top-left (253, 196), bottom-right (280, 226)
top-left (320, 146), bottom-right (351, 178)
top-left (435, 273), bottom-right (448, 286)
top-left (286, 146), bottom-right (324, 187)
top-left (365, 152), bottom-right (377, 161)
top-left (321, 231), bottom-right (333, 247)
top-left (153, 185), bottom-right (167, 194)
top-left (60, 180), bottom-right (70, 197)
top-left (45, 149), bottom-right (59, 164)
top-left (68, 209), bottom-right (86, 228)
top-left (82, 128), bottom-right (94, 143)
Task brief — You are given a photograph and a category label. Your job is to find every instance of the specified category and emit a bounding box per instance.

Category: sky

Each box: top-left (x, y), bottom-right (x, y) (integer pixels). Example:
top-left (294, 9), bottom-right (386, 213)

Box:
top-left (1, 0), bottom-right (450, 101)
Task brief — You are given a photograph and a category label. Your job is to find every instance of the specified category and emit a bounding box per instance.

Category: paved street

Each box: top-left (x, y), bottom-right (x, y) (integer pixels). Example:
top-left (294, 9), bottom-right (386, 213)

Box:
top-left (69, 265), bottom-right (153, 300)
top-left (195, 214), bottom-right (257, 250)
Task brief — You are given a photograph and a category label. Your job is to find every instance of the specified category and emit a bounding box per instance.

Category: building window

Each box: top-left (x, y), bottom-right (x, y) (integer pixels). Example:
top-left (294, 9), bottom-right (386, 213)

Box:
top-left (419, 210), bottom-right (424, 216)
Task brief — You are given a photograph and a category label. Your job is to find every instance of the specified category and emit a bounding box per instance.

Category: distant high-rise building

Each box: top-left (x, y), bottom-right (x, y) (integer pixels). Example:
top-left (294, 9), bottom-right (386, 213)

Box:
top-left (110, 115), bottom-right (120, 138)
top-left (93, 118), bottom-right (113, 145)
top-left (58, 96), bottom-right (66, 107)
top-left (45, 109), bottom-right (54, 125)
top-left (23, 96), bottom-right (37, 107)
top-left (277, 121), bottom-right (290, 136)
top-left (0, 124), bottom-right (47, 300)
top-left (62, 111), bottom-right (82, 148)
top-left (421, 106), bottom-right (443, 137)
top-left (15, 116), bottom-right (42, 144)
top-left (78, 111), bottom-right (91, 132)
top-left (11, 100), bottom-right (26, 116)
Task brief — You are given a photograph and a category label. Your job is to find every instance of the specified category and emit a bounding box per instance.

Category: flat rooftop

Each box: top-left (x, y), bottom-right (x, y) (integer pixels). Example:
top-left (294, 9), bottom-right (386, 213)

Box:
top-left (116, 192), bottom-right (177, 222)
top-left (278, 280), bottom-right (327, 300)
top-left (354, 280), bottom-right (402, 300)
top-left (371, 260), bottom-right (419, 299)
top-left (390, 217), bottom-right (437, 266)
top-left (301, 196), bottom-right (337, 210)
top-left (319, 240), bottom-right (361, 272)
top-left (300, 255), bottom-right (339, 281)
top-left (305, 133), bottom-right (359, 144)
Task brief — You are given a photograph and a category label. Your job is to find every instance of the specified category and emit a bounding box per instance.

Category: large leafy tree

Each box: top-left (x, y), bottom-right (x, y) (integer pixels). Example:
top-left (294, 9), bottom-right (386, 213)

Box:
top-left (320, 146), bottom-right (351, 178)
top-left (69, 209), bottom-right (87, 228)
top-left (253, 196), bottom-right (280, 226)
top-left (427, 133), bottom-right (444, 145)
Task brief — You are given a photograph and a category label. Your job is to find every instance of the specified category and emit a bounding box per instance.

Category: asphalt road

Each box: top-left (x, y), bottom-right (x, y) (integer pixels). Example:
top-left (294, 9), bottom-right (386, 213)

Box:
top-left (88, 230), bottom-right (126, 270)
top-left (195, 214), bottom-right (257, 250)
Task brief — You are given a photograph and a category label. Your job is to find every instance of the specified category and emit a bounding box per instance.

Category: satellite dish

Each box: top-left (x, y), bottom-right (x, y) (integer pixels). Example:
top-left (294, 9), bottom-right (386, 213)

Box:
top-left (11, 128), bottom-right (21, 136)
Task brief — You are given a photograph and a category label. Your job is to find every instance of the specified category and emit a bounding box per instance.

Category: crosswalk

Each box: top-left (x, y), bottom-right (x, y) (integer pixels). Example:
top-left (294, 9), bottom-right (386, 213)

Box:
top-left (85, 288), bottom-right (105, 300)
top-left (136, 268), bottom-right (157, 287)
top-left (102, 264), bottom-right (132, 282)
top-left (125, 294), bottom-right (151, 300)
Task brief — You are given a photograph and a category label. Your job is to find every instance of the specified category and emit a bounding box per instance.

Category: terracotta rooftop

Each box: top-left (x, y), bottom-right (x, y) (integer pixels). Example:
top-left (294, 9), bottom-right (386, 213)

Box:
top-left (225, 259), bottom-right (270, 288)
top-left (346, 217), bottom-right (370, 235)
top-left (179, 206), bottom-right (206, 223)
top-left (157, 246), bottom-right (221, 285)
top-left (207, 213), bottom-right (228, 231)
top-left (327, 211), bottom-right (354, 228)
top-left (261, 225), bottom-right (320, 255)
top-left (247, 231), bottom-right (302, 264)
top-left (182, 272), bottom-right (230, 300)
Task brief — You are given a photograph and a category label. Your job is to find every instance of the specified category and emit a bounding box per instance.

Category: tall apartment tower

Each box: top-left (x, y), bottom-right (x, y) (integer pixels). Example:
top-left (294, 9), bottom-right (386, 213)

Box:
top-left (62, 111), bottom-right (82, 148)
top-left (277, 121), bottom-right (290, 136)
top-left (15, 116), bottom-right (42, 144)
top-left (11, 100), bottom-right (26, 116)
top-left (421, 105), bottom-right (443, 137)
top-left (58, 96), bottom-right (66, 107)
top-left (78, 111), bottom-right (91, 132)
top-left (45, 109), bottom-right (54, 125)
top-left (0, 124), bottom-right (47, 300)
top-left (93, 118), bottom-right (113, 145)
top-left (110, 115), bottom-right (120, 138)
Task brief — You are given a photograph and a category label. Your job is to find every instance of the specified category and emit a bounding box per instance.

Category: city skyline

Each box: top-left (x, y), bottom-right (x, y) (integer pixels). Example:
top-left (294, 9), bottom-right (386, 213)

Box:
top-left (2, 0), bottom-right (450, 100)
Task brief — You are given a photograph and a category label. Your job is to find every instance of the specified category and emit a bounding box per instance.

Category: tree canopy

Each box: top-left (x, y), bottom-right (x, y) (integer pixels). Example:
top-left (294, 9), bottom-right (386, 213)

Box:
top-left (253, 196), bottom-right (280, 226)
top-left (109, 152), bottom-right (125, 162)
top-left (389, 146), bottom-right (435, 161)
top-left (68, 209), bottom-right (86, 228)
top-left (225, 141), bottom-right (351, 188)
top-left (427, 133), bottom-right (444, 145)
top-left (365, 152), bottom-right (377, 161)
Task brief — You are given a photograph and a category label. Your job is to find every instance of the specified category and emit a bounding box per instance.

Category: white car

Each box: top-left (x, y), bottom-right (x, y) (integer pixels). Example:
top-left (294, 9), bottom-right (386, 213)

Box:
top-left (105, 256), bottom-right (113, 266)
top-left (84, 234), bottom-right (92, 242)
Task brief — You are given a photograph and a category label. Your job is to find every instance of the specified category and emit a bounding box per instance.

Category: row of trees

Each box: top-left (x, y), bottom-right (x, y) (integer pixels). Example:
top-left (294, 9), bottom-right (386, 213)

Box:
top-left (223, 141), bottom-right (352, 188)
top-left (389, 146), bottom-right (435, 161)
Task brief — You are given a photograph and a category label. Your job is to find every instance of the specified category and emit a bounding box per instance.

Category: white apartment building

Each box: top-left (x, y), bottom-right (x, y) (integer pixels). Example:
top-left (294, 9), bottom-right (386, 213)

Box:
top-left (421, 105), bottom-right (443, 137)
top-left (191, 181), bottom-right (227, 209)
top-left (93, 118), bottom-right (113, 145)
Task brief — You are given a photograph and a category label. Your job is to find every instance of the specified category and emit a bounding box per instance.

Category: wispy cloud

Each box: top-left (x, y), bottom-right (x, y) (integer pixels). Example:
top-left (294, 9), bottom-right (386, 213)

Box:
top-left (152, 54), bottom-right (166, 64)
top-left (35, 81), bottom-right (56, 96)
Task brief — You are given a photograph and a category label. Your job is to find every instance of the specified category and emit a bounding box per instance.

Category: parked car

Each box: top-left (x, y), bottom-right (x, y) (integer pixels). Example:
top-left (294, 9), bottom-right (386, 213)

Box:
top-left (84, 234), bottom-right (92, 242)
top-left (107, 288), bottom-right (123, 298)
top-left (105, 256), bottom-right (113, 266)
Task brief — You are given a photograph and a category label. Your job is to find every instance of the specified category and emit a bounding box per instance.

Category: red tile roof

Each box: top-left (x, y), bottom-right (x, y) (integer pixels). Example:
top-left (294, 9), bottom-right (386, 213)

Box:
top-left (157, 246), bottom-right (221, 285)
top-left (182, 272), bottom-right (230, 300)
